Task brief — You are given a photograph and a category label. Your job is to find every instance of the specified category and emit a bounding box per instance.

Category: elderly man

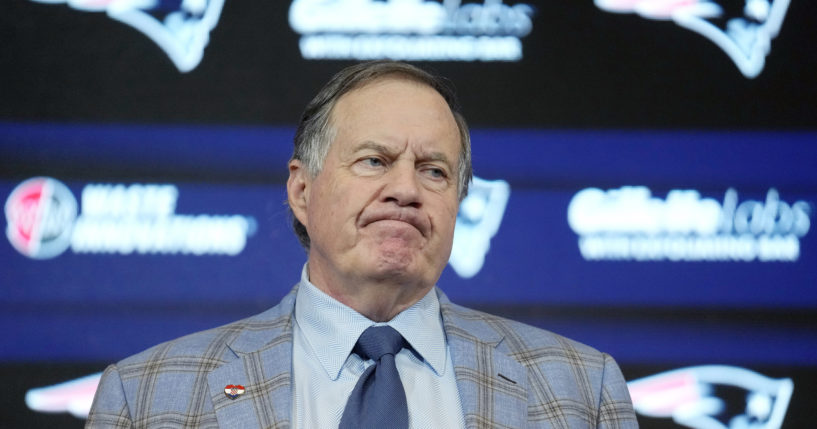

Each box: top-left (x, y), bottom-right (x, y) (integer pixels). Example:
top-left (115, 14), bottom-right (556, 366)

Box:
top-left (87, 61), bottom-right (638, 428)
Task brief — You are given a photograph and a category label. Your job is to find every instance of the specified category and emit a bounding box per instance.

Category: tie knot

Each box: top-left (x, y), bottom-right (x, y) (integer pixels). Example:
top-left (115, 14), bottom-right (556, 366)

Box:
top-left (354, 325), bottom-right (406, 361)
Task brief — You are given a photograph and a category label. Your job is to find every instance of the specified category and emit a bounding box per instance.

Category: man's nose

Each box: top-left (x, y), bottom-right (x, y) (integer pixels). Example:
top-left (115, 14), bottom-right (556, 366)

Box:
top-left (382, 162), bottom-right (421, 208)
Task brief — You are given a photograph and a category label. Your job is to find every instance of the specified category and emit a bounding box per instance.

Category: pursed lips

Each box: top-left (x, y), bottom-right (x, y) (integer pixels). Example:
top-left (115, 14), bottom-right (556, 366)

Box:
top-left (358, 208), bottom-right (430, 237)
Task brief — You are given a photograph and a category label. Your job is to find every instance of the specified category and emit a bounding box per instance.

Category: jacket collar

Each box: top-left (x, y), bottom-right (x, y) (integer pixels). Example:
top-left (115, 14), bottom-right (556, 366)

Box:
top-left (205, 286), bottom-right (529, 429)
top-left (206, 287), bottom-right (298, 429)
top-left (438, 289), bottom-right (529, 429)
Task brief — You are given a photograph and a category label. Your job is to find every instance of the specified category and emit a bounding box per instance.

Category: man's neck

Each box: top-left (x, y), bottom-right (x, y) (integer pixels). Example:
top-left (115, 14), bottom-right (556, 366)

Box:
top-left (306, 262), bottom-right (432, 322)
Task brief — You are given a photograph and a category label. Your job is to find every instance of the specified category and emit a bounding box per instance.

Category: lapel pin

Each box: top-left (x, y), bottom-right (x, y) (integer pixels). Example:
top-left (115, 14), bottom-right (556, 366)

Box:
top-left (224, 384), bottom-right (245, 400)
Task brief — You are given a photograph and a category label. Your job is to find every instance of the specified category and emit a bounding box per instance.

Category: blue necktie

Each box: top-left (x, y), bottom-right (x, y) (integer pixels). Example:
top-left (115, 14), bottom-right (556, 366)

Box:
top-left (339, 325), bottom-right (409, 429)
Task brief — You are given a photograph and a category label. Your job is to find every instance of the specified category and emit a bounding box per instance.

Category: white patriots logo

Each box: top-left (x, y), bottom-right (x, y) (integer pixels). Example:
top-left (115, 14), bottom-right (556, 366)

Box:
top-left (595, 0), bottom-right (791, 78)
top-left (30, 0), bottom-right (226, 72)
top-left (627, 365), bottom-right (794, 429)
top-left (449, 177), bottom-right (510, 279)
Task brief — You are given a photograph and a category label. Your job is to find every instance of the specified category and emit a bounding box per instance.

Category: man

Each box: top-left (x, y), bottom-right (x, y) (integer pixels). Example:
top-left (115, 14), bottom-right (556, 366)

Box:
top-left (87, 61), bottom-right (638, 428)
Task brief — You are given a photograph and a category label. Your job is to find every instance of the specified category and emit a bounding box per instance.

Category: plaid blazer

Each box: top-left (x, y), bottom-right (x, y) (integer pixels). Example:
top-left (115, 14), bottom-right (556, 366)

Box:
top-left (87, 287), bottom-right (637, 428)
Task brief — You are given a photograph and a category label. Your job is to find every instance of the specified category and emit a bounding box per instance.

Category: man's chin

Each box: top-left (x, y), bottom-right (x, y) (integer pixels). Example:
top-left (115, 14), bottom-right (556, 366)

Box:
top-left (362, 254), bottom-right (424, 284)
top-left (356, 242), bottom-right (439, 284)
top-left (371, 257), bottom-right (415, 279)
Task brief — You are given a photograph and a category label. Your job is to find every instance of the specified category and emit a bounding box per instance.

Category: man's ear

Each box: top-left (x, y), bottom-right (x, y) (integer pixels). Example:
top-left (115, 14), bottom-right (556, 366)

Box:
top-left (287, 159), bottom-right (310, 228)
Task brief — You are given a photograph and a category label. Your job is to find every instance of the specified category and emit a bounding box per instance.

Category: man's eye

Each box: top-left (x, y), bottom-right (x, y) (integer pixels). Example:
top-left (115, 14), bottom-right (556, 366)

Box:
top-left (365, 157), bottom-right (383, 167)
top-left (426, 167), bottom-right (446, 179)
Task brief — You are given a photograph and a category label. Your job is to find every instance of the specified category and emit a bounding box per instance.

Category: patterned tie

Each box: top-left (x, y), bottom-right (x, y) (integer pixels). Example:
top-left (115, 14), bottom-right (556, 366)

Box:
top-left (339, 325), bottom-right (409, 429)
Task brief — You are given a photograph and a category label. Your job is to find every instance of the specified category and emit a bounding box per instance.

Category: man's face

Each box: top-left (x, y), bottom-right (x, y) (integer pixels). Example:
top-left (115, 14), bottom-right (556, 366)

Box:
top-left (290, 78), bottom-right (461, 296)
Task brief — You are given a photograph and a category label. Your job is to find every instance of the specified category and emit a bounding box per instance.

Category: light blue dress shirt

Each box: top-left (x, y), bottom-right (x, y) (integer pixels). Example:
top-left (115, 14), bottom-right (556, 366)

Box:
top-left (291, 266), bottom-right (466, 428)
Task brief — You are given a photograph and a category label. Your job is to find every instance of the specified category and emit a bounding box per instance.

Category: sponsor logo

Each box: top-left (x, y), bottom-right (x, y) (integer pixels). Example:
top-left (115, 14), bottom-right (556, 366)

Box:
top-left (449, 176), bottom-right (510, 278)
top-left (5, 178), bottom-right (255, 259)
top-left (595, 0), bottom-right (790, 78)
top-left (289, 0), bottom-right (535, 61)
top-left (568, 186), bottom-right (811, 261)
top-left (5, 177), bottom-right (78, 259)
top-left (30, 0), bottom-right (226, 72)
top-left (628, 365), bottom-right (794, 429)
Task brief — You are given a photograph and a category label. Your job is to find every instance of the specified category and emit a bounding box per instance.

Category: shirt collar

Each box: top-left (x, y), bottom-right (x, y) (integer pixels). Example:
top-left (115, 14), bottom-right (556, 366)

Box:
top-left (294, 264), bottom-right (447, 380)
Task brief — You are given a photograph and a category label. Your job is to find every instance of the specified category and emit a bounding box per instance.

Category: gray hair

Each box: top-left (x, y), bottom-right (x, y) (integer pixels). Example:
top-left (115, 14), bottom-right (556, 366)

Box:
top-left (290, 61), bottom-right (473, 249)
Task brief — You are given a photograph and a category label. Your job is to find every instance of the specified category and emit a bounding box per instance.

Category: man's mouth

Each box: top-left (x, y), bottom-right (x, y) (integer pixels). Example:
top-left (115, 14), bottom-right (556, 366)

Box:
top-left (359, 209), bottom-right (429, 237)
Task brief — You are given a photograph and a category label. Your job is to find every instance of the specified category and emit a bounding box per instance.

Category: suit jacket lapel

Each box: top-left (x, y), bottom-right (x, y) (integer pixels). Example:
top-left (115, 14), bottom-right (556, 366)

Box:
top-left (207, 289), bottom-right (297, 429)
top-left (439, 290), bottom-right (529, 429)
top-left (202, 287), bottom-right (531, 428)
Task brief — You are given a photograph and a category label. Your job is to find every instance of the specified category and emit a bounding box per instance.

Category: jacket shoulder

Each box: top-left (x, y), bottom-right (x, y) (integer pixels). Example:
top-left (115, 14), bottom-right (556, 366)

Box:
top-left (89, 292), bottom-right (297, 428)
top-left (441, 298), bottom-right (638, 428)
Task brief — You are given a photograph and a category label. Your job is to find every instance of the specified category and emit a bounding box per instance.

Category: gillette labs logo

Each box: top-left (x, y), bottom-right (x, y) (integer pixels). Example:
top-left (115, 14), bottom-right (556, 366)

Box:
top-left (290, 0), bottom-right (535, 61)
top-left (595, 0), bottom-right (790, 78)
top-left (568, 186), bottom-right (811, 262)
top-left (5, 177), bottom-right (254, 259)
top-left (30, 0), bottom-right (225, 72)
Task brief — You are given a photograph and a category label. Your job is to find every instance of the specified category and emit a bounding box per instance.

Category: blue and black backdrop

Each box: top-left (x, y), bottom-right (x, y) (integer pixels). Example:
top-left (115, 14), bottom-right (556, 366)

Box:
top-left (2, 0), bottom-right (816, 427)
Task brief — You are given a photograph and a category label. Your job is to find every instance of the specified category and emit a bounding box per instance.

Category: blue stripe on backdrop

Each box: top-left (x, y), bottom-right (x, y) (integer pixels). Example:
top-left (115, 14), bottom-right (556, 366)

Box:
top-left (3, 122), bottom-right (816, 187)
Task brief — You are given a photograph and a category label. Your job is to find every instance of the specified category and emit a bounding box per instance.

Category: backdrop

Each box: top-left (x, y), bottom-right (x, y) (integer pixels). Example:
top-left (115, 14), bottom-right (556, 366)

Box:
top-left (3, 1), bottom-right (815, 427)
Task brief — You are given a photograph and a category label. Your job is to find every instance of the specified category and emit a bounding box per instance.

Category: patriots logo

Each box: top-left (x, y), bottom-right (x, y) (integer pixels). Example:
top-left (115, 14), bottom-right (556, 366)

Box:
top-left (595, 0), bottom-right (791, 78)
top-left (449, 176), bottom-right (511, 279)
top-left (30, 0), bottom-right (226, 72)
top-left (627, 365), bottom-right (794, 429)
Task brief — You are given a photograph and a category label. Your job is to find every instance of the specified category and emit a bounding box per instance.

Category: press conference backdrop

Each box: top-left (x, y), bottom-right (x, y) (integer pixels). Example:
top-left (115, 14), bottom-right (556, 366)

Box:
top-left (3, 0), bottom-right (816, 428)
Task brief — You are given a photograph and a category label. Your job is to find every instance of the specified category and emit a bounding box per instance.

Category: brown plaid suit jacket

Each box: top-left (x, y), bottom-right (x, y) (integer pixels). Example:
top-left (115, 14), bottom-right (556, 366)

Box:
top-left (87, 287), bottom-right (638, 428)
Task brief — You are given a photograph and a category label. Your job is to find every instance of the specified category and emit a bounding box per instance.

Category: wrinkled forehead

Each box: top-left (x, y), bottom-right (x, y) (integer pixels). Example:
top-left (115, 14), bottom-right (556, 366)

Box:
top-left (330, 74), bottom-right (450, 120)
top-left (327, 76), bottom-right (460, 144)
top-left (322, 74), bottom-right (467, 185)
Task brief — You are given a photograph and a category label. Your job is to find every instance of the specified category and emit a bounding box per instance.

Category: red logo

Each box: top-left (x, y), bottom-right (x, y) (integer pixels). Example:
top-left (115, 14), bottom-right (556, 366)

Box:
top-left (5, 177), bottom-right (77, 259)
